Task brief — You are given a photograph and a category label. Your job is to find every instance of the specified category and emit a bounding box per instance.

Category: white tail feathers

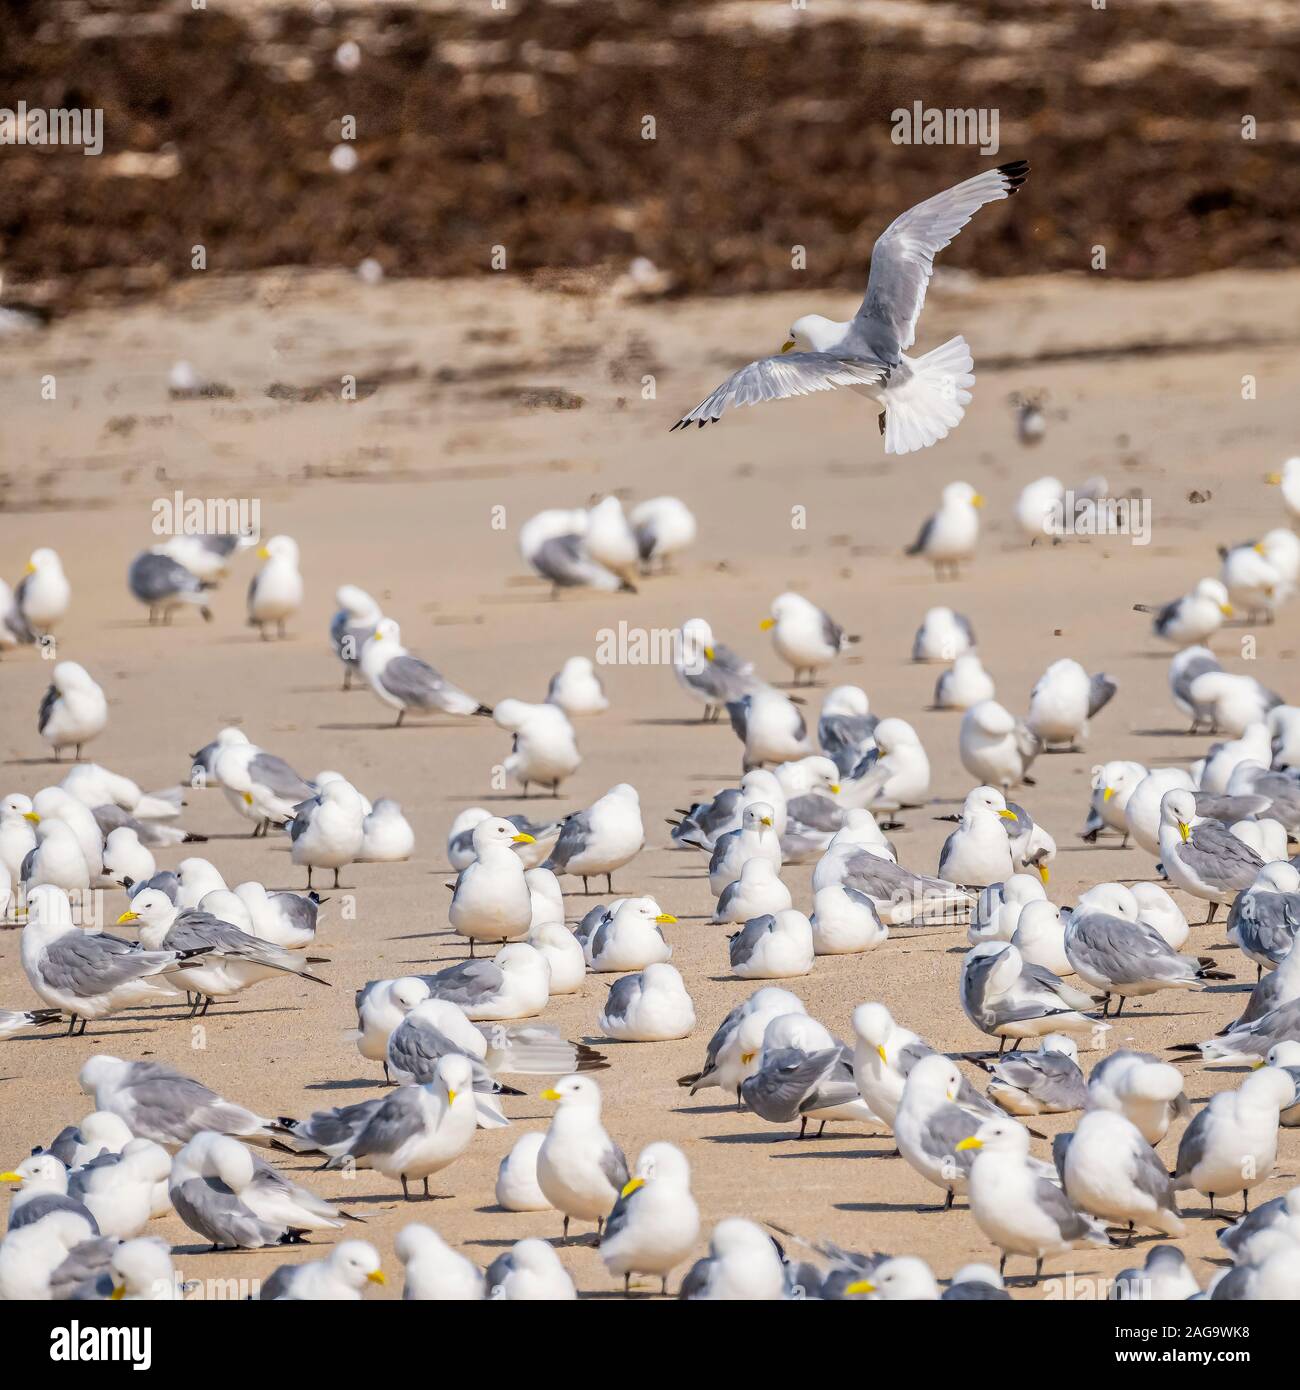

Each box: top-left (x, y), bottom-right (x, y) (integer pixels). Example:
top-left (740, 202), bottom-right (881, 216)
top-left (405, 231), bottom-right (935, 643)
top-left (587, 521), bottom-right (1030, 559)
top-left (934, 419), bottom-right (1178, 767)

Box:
top-left (882, 335), bottom-right (975, 456)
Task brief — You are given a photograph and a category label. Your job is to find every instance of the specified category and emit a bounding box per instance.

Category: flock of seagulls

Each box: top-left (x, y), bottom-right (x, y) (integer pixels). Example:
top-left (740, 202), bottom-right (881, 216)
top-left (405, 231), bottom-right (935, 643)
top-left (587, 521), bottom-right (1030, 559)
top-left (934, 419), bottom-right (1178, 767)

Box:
top-left (6, 204), bottom-right (1300, 1298)
top-left (3, 450), bottom-right (1299, 1304)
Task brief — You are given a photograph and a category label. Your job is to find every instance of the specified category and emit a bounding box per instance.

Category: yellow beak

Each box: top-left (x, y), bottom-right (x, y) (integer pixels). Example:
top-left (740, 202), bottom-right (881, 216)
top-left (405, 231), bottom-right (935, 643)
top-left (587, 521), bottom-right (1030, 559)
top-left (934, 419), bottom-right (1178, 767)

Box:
top-left (1037, 864), bottom-right (1050, 885)
top-left (1251, 1059), bottom-right (1266, 1070)
top-left (446, 1089), bottom-right (457, 1104)
top-left (972, 494), bottom-right (986, 508)
top-left (740, 1051), bottom-right (756, 1064)
top-left (367, 1269), bottom-right (387, 1285)
top-left (23, 811), bottom-right (40, 823)
top-left (1254, 543), bottom-right (1266, 555)
top-left (997, 808), bottom-right (1018, 821)
top-left (780, 340), bottom-right (795, 354)
top-left (110, 1285), bottom-right (126, 1300)
top-left (1220, 604), bottom-right (1234, 617)
top-left (829, 784), bottom-right (841, 795)
top-left (876, 1045), bottom-right (887, 1064)
top-left (0, 1171), bottom-right (24, 1184)
top-left (655, 913), bottom-right (677, 924)
top-left (759, 617), bottom-right (776, 631)
top-left (257, 547), bottom-right (271, 560)
top-left (844, 1279), bottom-right (875, 1295)
top-left (1102, 787), bottom-right (1114, 802)
top-left (955, 1136), bottom-right (982, 1151)
top-left (242, 792), bottom-right (254, 805)
top-left (703, 646), bottom-right (715, 661)
top-left (24, 562), bottom-right (36, 574)
top-left (621, 1177), bottom-right (646, 1199)
top-left (760, 817), bottom-right (773, 827)
top-left (511, 832), bottom-right (536, 844)
top-left (1178, 821), bottom-right (1191, 842)
top-left (372, 630), bottom-right (383, 641)
top-left (116, 910), bottom-right (139, 925)
top-left (541, 1087), bottom-right (562, 1102)
top-left (1266, 472), bottom-right (1283, 484)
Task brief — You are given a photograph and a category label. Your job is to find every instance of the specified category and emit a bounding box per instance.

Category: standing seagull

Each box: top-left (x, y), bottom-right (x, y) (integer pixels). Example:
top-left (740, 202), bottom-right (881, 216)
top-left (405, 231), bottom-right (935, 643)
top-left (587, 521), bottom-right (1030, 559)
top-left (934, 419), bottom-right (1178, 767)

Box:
top-left (37, 663), bottom-right (108, 762)
top-left (360, 619), bottom-right (492, 726)
top-left (246, 535), bottom-right (302, 640)
top-left (670, 162), bottom-right (1029, 454)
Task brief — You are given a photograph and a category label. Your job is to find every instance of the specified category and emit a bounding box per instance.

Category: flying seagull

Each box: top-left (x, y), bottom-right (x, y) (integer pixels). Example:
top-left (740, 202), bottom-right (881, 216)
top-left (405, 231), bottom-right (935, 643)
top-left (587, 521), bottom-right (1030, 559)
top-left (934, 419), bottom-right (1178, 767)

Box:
top-left (671, 161), bottom-right (1029, 455)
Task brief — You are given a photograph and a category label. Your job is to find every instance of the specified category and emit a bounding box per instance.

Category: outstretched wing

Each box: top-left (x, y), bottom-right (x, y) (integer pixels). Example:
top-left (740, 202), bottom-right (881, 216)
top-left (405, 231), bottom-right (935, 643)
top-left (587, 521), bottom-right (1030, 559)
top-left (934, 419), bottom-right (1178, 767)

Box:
top-left (854, 161), bottom-right (1029, 359)
top-left (670, 353), bottom-right (887, 430)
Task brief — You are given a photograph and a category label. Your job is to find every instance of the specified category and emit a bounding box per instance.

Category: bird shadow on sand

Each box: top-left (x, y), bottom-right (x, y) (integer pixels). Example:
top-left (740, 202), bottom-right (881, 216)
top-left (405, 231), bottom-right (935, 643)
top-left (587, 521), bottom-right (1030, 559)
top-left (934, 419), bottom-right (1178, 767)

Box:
top-left (316, 720), bottom-right (408, 732)
top-left (702, 1131), bottom-right (801, 1146)
top-left (339, 1191), bottom-right (452, 1207)
top-left (834, 1199), bottom-right (957, 1215)
top-left (770, 1145), bottom-right (888, 1162)
top-left (304, 1077), bottom-right (379, 1092)
top-left (1132, 727), bottom-right (1198, 738)
top-left (672, 1102), bottom-right (742, 1117)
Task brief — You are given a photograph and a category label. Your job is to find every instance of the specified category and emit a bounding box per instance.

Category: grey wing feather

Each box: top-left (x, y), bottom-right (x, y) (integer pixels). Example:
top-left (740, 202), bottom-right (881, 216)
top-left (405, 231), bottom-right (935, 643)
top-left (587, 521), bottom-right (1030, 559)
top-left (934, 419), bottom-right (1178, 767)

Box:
top-left (1179, 823), bottom-right (1263, 890)
top-left (728, 915), bottom-right (774, 967)
top-left (678, 1256), bottom-right (715, 1300)
top-left (1130, 1140), bottom-right (1178, 1209)
top-left (49, 1237), bottom-right (117, 1300)
top-left (786, 794), bottom-right (846, 834)
top-left (247, 753), bottom-right (314, 801)
top-left (906, 514), bottom-right (935, 557)
top-left (545, 812), bottom-right (592, 871)
top-left (1087, 673), bottom-right (1118, 718)
top-left (853, 161), bottom-right (1029, 358)
top-left (172, 1175), bottom-right (282, 1247)
top-left (602, 975), bottom-right (640, 1025)
top-left (37, 684), bottom-right (58, 734)
top-left (743, 1048), bottom-right (840, 1123)
top-left (1032, 1175), bottom-right (1093, 1241)
top-left (671, 353), bottom-right (888, 430)
top-left (1173, 1110), bottom-right (1211, 1179)
top-left (258, 1265), bottom-right (299, 1300)
top-left (420, 960), bottom-right (505, 1008)
top-left (9, 1192), bottom-right (99, 1233)
top-left (917, 1103), bottom-right (979, 1169)
top-left (820, 610), bottom-right (845, 651)
top-left (344, 1089), bottom-right (426, 1159)
top-left (41, 932), bottom-right (181, 995)
top-left (600, 1140), bottom-right (630, 1191)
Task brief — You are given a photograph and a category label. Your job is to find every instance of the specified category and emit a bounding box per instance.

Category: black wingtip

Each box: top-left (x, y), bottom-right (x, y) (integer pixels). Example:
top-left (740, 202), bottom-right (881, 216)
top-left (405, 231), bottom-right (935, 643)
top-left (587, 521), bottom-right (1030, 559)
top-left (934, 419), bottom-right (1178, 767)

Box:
top-left (474, 704), bottom-right (494, 717)
top-left (997, 159), bottom-right (1030, 193)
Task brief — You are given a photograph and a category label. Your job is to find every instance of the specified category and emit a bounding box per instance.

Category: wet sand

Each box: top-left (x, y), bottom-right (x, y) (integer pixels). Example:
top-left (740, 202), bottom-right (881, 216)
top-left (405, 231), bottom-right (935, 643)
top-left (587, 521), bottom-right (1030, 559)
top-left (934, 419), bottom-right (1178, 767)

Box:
top-left (1, 265), bottom-right (1298, 1297)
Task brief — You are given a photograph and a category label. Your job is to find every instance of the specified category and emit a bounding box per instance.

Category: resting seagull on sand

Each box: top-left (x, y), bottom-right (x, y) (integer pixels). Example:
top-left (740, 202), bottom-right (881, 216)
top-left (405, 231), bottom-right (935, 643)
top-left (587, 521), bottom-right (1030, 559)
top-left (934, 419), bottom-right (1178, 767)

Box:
top-left (670, 162), bottom-right (1029, 454)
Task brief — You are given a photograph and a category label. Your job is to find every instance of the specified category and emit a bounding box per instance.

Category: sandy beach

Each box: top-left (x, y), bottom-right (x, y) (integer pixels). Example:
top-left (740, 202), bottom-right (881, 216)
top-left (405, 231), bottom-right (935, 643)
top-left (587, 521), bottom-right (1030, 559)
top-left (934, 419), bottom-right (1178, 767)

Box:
top-left (1, 261), bottom-right (1299, 1298)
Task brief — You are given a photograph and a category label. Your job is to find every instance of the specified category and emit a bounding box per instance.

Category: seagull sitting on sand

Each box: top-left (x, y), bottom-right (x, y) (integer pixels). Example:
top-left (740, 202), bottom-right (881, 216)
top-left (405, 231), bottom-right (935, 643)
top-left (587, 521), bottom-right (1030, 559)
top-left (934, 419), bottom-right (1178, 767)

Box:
top-left (670, 163), bottom-right (1029, 454)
